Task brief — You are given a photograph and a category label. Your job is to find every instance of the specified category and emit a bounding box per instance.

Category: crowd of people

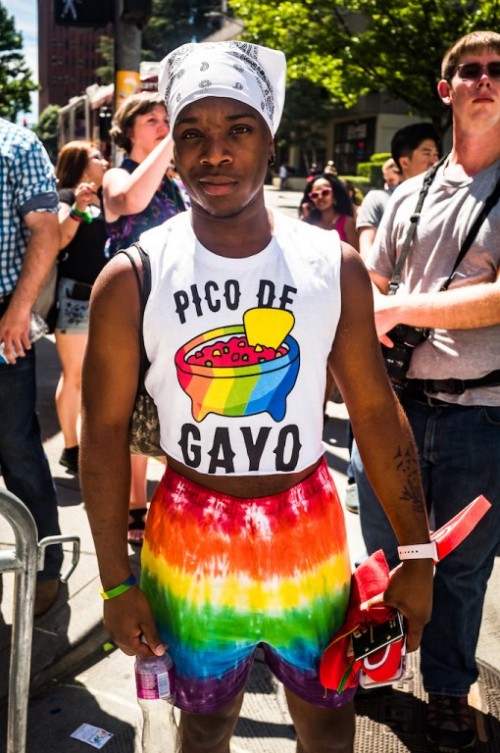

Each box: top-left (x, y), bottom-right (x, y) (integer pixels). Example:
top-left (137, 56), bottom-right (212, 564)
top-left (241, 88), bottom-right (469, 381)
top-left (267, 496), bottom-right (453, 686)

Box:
top-left (1, 29), bottom-right (499, 753)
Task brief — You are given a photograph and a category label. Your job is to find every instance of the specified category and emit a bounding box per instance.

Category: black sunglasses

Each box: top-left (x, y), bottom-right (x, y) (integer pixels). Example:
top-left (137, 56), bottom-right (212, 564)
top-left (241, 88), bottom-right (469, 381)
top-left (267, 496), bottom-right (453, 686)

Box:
top-left (456, 61), bottom-right (500, 81)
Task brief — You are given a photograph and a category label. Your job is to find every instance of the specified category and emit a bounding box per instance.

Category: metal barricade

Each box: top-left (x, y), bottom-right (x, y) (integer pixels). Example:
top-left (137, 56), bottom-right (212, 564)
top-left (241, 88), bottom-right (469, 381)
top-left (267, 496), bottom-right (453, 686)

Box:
top-left (0, 488), bottom-right (80, 753)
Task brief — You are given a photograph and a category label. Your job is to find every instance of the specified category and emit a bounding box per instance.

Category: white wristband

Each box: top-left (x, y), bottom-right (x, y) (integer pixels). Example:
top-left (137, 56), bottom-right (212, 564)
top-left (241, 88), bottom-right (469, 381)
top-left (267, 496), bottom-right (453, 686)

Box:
top-left (397, 541), bottom-right (438, 561)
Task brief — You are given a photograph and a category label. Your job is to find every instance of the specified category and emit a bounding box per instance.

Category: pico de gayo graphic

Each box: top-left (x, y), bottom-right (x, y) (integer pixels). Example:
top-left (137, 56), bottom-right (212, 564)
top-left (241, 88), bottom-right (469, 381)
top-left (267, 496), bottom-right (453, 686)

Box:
top-left (175, 308), bottom-right (300, 423)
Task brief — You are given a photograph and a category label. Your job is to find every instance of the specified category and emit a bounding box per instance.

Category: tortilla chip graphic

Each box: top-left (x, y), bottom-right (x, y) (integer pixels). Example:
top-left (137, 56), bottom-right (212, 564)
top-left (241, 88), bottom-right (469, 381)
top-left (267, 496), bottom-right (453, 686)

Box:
top-left (244, 308), bottom-right (295, 350)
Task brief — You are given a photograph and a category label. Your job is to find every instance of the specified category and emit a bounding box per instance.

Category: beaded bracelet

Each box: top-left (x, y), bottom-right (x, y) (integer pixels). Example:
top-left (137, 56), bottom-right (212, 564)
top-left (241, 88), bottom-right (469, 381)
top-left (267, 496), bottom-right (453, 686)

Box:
top-left (69, 208), bottom-right (83, 223)
top-left (100, 574), bottom-right (137, 600)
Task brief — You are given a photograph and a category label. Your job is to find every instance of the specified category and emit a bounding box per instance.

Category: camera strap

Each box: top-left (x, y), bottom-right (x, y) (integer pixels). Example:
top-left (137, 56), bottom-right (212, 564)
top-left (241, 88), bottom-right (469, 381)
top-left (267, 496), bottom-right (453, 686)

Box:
top-left (387, 155), bottom-right (447, 296)
top-left (388, 155), bottom-right (500, 295)
top-left (440, 173), bottom-right (500, 291)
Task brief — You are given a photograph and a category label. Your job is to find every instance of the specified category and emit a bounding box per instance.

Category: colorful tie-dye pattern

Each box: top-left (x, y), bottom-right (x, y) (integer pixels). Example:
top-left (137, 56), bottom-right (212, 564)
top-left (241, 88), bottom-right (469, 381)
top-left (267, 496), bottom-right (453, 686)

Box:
top-left (141, 459), bottom-right (354, 713)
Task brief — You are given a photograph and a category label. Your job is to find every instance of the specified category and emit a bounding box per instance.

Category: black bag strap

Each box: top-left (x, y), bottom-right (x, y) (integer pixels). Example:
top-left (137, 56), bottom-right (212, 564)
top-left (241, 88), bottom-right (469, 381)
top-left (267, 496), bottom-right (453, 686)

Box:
top-left (440, 175), bottom-right (500, 290)
top-left (117, 242), bottom-right (151, 394)
top-left (387, 155), bottom-right (447, 296)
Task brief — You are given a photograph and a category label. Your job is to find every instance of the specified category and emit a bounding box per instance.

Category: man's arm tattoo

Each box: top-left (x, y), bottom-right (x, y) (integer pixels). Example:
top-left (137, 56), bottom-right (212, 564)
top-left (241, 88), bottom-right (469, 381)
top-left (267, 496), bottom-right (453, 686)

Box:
top-left (394, 445), bottom-right (425, 514)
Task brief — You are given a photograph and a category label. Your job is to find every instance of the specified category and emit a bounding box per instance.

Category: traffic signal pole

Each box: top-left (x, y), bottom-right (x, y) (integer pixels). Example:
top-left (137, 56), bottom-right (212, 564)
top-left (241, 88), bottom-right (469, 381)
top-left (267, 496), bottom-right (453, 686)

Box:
top-left (112, 0), bottom-right (143, 163)
top-left (114, 0), bottom-right (142, 109)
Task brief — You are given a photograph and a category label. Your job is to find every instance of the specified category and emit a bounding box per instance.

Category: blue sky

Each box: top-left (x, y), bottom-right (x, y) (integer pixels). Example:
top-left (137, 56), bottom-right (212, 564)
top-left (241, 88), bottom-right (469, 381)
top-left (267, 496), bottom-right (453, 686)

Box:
top-left (3, 0), bottom-right (39, 121)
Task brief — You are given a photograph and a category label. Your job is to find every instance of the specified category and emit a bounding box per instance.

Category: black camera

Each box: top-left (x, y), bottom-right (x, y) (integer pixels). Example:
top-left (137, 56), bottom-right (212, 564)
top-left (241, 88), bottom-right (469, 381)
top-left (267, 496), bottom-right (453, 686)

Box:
top-left (381, 324), bottom-right (428, 396)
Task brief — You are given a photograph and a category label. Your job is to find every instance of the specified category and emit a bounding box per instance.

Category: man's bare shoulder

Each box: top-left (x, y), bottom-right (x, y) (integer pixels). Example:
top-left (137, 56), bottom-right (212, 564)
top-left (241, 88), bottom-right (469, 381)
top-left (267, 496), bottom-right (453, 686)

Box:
top-left (89, 252), bottom-right (142, 334)
top-left (93, 249), bottom-right (141, 294)
top-left (85, 254), bottom-right (142, 398)
top-left (339, 242), bottom-right (373, 290)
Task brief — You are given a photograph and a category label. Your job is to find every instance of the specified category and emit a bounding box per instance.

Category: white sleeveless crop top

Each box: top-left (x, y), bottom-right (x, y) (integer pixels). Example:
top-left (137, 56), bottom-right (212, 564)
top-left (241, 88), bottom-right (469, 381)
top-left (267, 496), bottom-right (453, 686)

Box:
top-left (141, 210), bottom-right (342, 476)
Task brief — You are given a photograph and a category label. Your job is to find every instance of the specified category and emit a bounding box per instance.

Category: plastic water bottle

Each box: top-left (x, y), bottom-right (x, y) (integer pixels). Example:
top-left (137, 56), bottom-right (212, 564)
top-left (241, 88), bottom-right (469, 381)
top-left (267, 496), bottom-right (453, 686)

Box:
top-left (0, 312), bottom-right (48, 364)
top-left (135, 652), bottom-right (177, 753)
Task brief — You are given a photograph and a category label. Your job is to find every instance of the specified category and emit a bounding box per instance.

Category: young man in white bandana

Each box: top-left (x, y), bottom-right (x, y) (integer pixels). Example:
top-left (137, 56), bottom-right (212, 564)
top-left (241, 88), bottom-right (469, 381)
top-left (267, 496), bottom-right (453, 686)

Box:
top-left (81, 42), bottom-right (433, 752)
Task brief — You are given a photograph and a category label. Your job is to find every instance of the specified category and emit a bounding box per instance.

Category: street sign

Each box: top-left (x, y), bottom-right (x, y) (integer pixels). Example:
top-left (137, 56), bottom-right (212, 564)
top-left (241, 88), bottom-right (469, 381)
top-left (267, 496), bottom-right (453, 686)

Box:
top-left (54, 0), bottom-right (114, 27)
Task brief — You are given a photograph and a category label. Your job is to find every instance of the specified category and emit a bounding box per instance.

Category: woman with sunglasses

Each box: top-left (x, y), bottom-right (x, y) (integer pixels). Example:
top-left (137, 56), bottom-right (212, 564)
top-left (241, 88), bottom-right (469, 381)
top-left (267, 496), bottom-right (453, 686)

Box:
top-left (54, 141), bottom-right (109, 475)
top-left (300, 172), bottom-right (359, 453)
top-left (300, 173), bottom-right (359, 250)
top-left (103, 92), bottom-right (186, 546)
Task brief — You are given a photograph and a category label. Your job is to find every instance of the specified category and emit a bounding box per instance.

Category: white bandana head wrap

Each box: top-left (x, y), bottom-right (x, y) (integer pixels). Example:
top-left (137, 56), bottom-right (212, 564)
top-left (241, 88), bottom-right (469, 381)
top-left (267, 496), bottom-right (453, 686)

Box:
top-left (158, 41), bottom-right (286, 136)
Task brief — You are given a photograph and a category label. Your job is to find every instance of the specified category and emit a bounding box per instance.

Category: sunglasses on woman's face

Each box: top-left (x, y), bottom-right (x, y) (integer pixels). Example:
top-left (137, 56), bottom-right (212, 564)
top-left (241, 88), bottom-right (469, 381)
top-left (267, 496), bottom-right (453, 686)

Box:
top-left (310, 187), bottom-right (332, 200)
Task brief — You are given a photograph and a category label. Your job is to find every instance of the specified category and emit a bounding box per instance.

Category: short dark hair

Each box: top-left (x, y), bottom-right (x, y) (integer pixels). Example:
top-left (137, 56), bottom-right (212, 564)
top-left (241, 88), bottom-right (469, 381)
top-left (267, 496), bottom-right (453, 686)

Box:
top-left (442, 30), bottom-right (500, 82)
top-left (109, 92), bottom-right (166, 153)
top-left (391, 123), bottom-right (440, 171)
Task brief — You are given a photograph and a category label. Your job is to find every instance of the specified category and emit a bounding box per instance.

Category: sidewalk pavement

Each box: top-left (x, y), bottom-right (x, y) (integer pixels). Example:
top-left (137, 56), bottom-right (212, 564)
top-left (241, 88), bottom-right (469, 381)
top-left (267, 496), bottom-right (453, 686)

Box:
top-left (0, 186), bottom-right (498, 752)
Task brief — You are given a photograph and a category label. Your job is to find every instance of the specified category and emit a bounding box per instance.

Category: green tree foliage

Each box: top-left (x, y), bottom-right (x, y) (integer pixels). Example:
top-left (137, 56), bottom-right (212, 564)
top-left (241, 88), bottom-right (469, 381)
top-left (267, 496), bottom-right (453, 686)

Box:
top-left (230, 0), bottom-right (500, 138)
top-left (142, 0), bottom-right (224, 61)
top-left (0, 3), bottom-right (38, 121)
top-left (95, 35), bottom-right (115, 85)
top-left (33, 105), bottom-right (61, 164)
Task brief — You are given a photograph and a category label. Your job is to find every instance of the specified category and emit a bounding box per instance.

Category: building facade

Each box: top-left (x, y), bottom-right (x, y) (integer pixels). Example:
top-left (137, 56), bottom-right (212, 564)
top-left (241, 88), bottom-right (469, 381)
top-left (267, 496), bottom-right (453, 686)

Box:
top-left (38, 0), bottom-right (111, 114)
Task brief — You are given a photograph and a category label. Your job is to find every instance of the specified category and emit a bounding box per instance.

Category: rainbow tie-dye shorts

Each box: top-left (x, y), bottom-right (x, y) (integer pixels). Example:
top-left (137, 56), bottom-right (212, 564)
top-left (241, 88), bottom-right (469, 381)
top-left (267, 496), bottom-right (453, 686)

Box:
top-left (141, 457), bottom-right (354, 713)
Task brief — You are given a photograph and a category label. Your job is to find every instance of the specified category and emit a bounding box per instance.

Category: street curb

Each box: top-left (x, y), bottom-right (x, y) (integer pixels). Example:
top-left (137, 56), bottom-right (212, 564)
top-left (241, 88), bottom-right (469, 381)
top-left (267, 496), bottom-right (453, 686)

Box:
top-left (0, 567), bottom-right (105, 703)
top-left (29, 621), bottom-right (109, 698)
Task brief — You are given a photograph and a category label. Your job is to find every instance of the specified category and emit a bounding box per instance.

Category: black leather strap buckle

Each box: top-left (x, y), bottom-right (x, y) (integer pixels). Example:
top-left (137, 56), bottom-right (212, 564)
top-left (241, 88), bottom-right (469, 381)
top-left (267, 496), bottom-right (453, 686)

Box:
top-left (425, 378), bottom-right (465, 395)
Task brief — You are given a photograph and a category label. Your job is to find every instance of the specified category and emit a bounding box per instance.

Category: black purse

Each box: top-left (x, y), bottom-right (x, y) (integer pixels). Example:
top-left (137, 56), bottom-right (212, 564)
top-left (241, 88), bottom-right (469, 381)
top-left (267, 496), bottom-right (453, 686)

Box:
top-left (120, 244), bottom-right (164, 457)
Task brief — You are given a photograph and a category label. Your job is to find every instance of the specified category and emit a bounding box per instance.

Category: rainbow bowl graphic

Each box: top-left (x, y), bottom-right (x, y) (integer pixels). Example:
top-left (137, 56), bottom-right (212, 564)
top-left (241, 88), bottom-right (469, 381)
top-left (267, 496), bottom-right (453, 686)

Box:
top-left (174, 325), bottom-right (300, 422)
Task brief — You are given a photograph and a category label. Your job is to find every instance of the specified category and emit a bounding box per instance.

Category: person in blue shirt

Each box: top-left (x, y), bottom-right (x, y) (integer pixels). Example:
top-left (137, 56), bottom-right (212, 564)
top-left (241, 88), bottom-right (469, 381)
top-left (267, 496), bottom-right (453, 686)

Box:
top-left (0, 118), bottom-right (63, 616)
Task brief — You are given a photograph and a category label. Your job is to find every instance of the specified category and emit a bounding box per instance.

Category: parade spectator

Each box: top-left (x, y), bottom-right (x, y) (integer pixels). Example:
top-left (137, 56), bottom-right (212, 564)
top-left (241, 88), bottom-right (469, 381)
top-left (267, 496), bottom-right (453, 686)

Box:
top-left (391, 122), bottom-right (441, 178)
top-left (81, 40), bottom-right (433, 753)
top-left (342, 179), bottom-right (364, 220)
top-left (278, 162), bottom-right (289, 190)
top-left (381, 157), bottom-right (402, 189)
top-left (357, 126), bottom-right (439, 260)
top-left (300, 173), bottom-right (359, 473)
top-left (54, 141), bottom-right (109, 474)
top-left (103, 92), bottom-right (186, 546)
top-left (300, 173), bottom-right (359, 249)
top-left (0, 118), bottom-right (63, 615)
top-left (352, 30), bottom-right (500, 752)
top-left (324, 159), bottom-right (338, 176)
top-left (305, 162), bottom-right (322, 184)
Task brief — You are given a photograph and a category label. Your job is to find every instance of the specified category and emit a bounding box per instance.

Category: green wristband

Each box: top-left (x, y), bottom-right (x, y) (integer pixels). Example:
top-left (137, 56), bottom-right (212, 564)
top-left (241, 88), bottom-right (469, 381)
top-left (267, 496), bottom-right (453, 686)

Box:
top-left (100, 574), bottom-right (137, 600)
top-left (70, 204), bottom-right (93, 223)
